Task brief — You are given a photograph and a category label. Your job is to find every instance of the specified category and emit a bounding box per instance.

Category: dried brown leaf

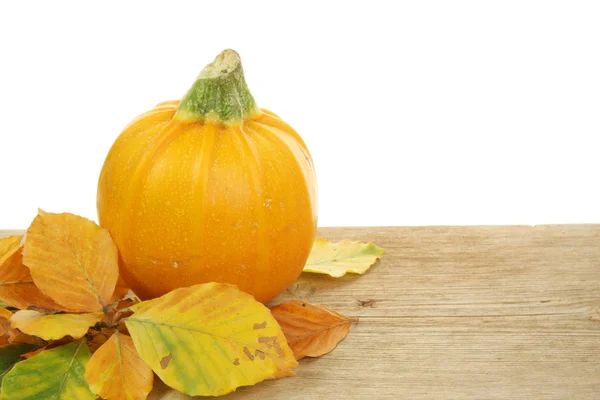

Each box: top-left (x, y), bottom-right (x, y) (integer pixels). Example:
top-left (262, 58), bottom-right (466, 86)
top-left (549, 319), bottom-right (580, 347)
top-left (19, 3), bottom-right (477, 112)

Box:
top-left (270, 300), bottom-right (354, 360)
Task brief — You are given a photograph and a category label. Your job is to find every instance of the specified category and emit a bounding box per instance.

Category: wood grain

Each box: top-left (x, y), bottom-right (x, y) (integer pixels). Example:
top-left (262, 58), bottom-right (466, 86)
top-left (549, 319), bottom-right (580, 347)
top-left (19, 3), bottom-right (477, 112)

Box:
top-left (3, 226), bottom-right (600, 399)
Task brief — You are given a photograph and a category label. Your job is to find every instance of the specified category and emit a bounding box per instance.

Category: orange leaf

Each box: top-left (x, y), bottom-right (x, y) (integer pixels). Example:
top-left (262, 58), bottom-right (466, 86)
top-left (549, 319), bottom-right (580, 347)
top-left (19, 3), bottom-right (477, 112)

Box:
top-left (0, 235), bottom-right (68, 311)
top-left (2, 307), bottom-right (36, 345)
top-left (0, 309), bottom-right (11, 346)
top-left (107, 298), bottom-right (137, 325)
top-left (0, 317), bottom-right (36, 345)
top-left (87, 329), bottom-right (112, 353)
top-left (111, 275), bottom-right (132, 303)
top-left (23, 210), bottom-right (119, 312)
top-left (0, 308), bottom-right (11, 320)
top-left (85, 332), bottom-right (154, 400)
top-left (270, 300), bottom-right (354, 360)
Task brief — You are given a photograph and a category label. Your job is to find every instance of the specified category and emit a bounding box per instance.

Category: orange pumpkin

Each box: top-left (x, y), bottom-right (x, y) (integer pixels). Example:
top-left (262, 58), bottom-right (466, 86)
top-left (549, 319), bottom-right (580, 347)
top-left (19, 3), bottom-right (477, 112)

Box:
top-left (97, 50), bottom-right (317, 303)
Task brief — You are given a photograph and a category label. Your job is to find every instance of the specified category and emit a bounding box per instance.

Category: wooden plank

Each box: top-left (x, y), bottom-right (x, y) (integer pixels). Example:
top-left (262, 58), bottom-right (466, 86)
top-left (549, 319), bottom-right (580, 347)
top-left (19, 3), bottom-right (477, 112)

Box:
top-left (2, 226), bottom-right (600, 399)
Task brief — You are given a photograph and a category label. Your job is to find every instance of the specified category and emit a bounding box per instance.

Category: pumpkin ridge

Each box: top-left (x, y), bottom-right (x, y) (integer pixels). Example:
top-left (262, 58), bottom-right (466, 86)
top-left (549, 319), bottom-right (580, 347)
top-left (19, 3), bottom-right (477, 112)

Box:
top-left (121, 105), bottom-right (178, 134)
top-left (250, 118), bottom-right (318, 222)
top-left (246, 120), bottom-right (315, 217)
top-left (189, 123), bottom-right (217, 276)
top-left (236, 125), bottom-right (268, 297)
top-left (256, 112), bottom-right (308, 149)
top-left (116, 119), bottom-right (185, 269)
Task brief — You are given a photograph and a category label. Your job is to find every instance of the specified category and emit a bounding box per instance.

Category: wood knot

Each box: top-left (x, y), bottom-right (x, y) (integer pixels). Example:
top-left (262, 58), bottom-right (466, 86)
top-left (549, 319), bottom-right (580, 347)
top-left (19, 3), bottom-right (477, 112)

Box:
top-left (357, 299), bottom-right (377, 308)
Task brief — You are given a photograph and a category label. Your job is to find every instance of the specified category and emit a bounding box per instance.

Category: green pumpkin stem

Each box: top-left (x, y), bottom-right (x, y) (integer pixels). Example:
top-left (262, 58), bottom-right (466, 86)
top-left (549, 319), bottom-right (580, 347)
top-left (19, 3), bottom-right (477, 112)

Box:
top-left (176, 49), bottom-right (259, 123)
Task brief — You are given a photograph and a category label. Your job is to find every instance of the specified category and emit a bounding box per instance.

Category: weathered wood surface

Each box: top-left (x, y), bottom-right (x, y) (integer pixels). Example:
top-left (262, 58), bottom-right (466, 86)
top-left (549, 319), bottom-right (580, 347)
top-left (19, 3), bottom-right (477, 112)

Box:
top-left (3, 226), bottom-right (600, 399)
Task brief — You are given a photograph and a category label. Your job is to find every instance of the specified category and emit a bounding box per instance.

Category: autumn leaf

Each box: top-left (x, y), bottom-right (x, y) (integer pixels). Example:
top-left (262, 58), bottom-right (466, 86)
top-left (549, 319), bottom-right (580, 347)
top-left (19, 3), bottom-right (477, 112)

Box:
top-left (270, 300), bottom-right (354, 360)
top-left (303, 238), bottom-right (384, 277)
top-left (125, 283), bottom-right (297, 397)
top-left (0, 340), bottom-right (95, 400)
top-left (0, 343), bottom-right (37, 389)
top-left (268, 369), bottom-right (296, 379)
top-left (23, 210), bottom-right (119, 312)
top-left (10, 310), bottom-right (104, 340)
top-left (106, 297), bottom-right (138, 325)
top-left (111, 274), bottom-right (133, 303)
top-left (85, 332), bottom-right (153, 400)
top-left (87, 329), bottom-right (111, 353)
top-left (1, 309), bottom-right (36, 346)
top-left (0, 308), bottom-right (11, 320)
top-left (20, 345), bottom-right (47, 360)
top-left (1, 309), bottom-right (14, 345)
top-left (0, 235), bottom-right (68, 311)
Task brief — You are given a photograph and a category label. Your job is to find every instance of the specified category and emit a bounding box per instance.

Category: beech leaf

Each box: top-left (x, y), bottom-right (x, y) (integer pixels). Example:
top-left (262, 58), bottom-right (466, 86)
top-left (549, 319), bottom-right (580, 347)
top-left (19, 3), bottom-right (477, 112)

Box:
top-left (0, 343), bottom-right (37, 390)
top-left (1, 310), bottom-right (36, 346)
top-left (23, 210), bottom-right (119, 312)
top-left (270, 300), bottom-right (353, 360)
top-left (1, 309), bottom-right (14, 345)
top-left (125, 283), bottom-right (297, 397)
top-left (303, 238), bottom-right (384, 277)
top-left (111, 274), bottom-right (132, 303)
top-left (0, 308), bottom-right (11, 320)
top-left (10, 310), bottom-right (104, 341)
top-left (20, 346), bottom-right (47, 360)
top-left (85, 332), bottom-right (153, 400)
top-left (0, 235), bottom-right (68, 311)
top-left (0, 340), bottom-right (95, 400)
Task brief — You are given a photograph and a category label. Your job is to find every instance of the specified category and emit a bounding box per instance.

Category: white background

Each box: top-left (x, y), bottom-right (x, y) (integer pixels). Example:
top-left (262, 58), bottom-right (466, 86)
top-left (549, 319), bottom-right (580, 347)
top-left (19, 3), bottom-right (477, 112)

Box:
top-left (1, 1), bottom-right (599, 228)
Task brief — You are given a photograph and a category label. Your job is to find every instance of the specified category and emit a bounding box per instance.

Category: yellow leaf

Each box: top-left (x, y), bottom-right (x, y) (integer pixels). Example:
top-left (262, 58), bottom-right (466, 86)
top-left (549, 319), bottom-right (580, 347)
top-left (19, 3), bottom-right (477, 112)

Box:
top-left (23, 210), bottom-right (119, 312)
top-left (0, 235), bottom-right (69, 311)
top-left (85, 332), bottom-right (153, 400)
top-left (268, 368), bottom-right (296, 379)
top-left (125, 283), bottom-right (297, 397)
top-left (303, 238), bottom-right (385, 277)
top-left (10, 310), bottom-right (104, 340)
top-left (270, 300), bottom-right (353, 360)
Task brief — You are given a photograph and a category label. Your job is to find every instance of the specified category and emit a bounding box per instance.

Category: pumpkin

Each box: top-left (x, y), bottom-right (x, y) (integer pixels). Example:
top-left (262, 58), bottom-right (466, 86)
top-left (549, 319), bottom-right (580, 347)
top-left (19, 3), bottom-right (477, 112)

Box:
top-left (97, 50), bottom-right (317, 303)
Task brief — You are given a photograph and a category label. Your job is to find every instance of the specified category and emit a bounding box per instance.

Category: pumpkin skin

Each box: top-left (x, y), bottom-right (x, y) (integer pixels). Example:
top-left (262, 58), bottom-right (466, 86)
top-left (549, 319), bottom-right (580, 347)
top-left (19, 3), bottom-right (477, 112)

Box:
top-left (97, 51), bottom-right (317, 303)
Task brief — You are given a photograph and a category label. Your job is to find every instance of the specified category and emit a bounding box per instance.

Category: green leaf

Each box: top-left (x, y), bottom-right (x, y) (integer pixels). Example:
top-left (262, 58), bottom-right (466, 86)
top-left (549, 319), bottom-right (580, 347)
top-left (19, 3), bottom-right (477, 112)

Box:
top-left (303, 238), bottom-right (385, 277)
top-left (0, 340), bottom-right (96, 400)
top-left (0, 343), bottom-right (36, 390)
top-left (0, 301), bottom-right (8, 309)
top-left (125, 283), bottom-right (297, 397)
